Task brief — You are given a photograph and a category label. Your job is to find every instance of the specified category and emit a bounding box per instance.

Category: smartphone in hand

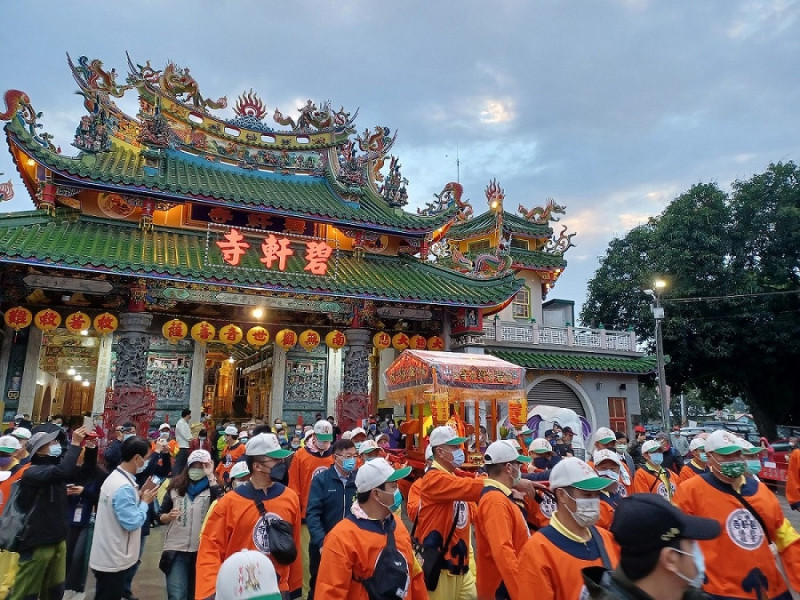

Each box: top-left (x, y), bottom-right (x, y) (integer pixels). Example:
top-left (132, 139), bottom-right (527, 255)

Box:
top-left (140, 475), bottom-right (161, 494)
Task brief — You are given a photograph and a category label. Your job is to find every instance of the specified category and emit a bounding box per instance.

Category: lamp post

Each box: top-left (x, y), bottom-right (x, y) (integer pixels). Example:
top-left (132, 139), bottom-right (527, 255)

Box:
top-left (645, 280), bottom-right (669, 432)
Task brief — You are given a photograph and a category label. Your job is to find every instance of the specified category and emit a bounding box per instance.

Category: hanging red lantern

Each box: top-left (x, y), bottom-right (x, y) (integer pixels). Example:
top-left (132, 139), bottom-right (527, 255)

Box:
top-left (65, 311), bottom-right (91, 334)
top-left (275, 328), bottom-right (297, 351)
top-left (392, 332), bottom-right (410, 351)
top-left (219, 324), bottom-right (243, 345)
top-left (246, 326), bottom-right (270, 347)
top-left (93, 312), bottom-right (119, 336)
top-left (4, 307), bottom-right (32, 331)
top-left (427, 336), bottom-right (445, 351)
top-left (190, 321), bottom-right (216, 344)
top-left (508, 398), bottom-right (528, 426)
top-left (325, 330), bottom-right (346, 352)
top-left (409, 334), bottom-right (427, 350)
top-left (299, 329), bottom-right (321, 352)
top-left (162, 319), bottom-right (189, 343)
top-left (373, 331), bottom-right (391, 350)
top-left (34, 308), bottom-right (61, 332)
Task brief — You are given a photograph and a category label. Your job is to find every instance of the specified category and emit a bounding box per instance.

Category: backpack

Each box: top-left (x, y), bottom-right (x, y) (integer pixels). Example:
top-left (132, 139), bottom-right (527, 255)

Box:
top-left (357, 520), bottom-right (410, 600)
top-left (0, 481), bottom-right (37, 552)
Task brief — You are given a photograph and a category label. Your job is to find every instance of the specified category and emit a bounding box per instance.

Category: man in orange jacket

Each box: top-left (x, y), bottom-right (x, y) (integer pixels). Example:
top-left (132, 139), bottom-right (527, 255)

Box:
top-left (286, 419), bottom-right (334, 598)
top-left (786, 438), bottom-right (799, 512)
top-left (195, 433), bottom-right (301, 600)
top-left (518, 457), bottom-right (619, 600)
top-left (315, 457), bottom-right (426, 599)
top-left (679, 436), bottom-right (708, 483)
top-left (633, 439), bottom-right (678, 501)
top-left (674, 429), bottom-right (800, 600)
top-left (475, 440), bottom-right (532, 600)
top-left (214, 425), bottom-right (246, 485)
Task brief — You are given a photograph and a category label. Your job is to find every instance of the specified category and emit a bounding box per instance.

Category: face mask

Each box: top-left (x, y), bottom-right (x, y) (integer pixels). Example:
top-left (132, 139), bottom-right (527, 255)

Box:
top-left (524, 436), bottom-right (533, 446)
top-left (564, 491), bottom-right (600, 527)
top-left (616, 444), bottom-right (627, 455)
top-left (534, 456), bottom-right (551, 470)
top-left (340, 457), bottom-right (357, 472)
top-left (377, 488), bottom-right (402, 512)
top-left (239, 438), bottom-right (248, 444)
top-left (317, 441), bottom-right (331, 452)
top-left (188, 468), bottom-right (205, 481)
top-left (291, 443), bottom-right (300, 449)
top-left (160, 432), bottom-right (169, 439)
top-left (511, 465), bottom-right (522, 487)
top-left (49, 444), bottom-right (63, 458)
top-left (267, 461), bottom-right (287, 481)
top-left (718, 460), bottom-right (746, 479)
top-left (745, 459), bottom-right (762, 475)
top-left (450, 449), bottom-right (465, 468)
top-left (124, 433), bottom-right (135, 440)
top-left (389, 423), bottom-right (394, 429)
top-left (354, 442), bottom-right (362, 451)
top-left (232, 479), bottom-right (248, 489)
top-left (135, 457), bottom-right (147, 474)
top-left (698, 452), bottom-right (707, 463)
top-left (556, 432), bottom-right (563, 439)
top-left (597, 469), bottom-right (620, 483)
top-left (649, 453), bottom-right (664, 466)
top-left (672, 542), bottom-right (706, 589)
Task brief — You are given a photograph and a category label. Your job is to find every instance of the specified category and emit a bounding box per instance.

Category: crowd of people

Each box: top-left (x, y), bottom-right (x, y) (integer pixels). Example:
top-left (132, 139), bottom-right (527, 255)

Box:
top-left (0, 409), bottom-right (799, 600)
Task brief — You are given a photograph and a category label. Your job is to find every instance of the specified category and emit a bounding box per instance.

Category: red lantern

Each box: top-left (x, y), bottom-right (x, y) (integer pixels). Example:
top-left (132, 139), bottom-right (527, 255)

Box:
top-left (299, 329), bottom-right (321, 352)
top-left (392, 332), bottom-right (410, 351)
top-left (4, 307), bottom-right (32, 331)
top-left (219, 324), bottom-right (243, 345)
top-left (34, 309), bottom-right (61, 332)
top-left (427, 336), bottom-right (445, 351)
top-left (373, 331), bottom-right (391, 350)
top-left (65, 311), bottom-right (91, 334)
top-left (409, 334), bottom-right (427, 350)
top-left (162, 319), bottom-right (188, 343)
top-left (275, 329), bottom-right (297, 351)
top-left (325, 330), bottom-right (346, 352)
top-left (191, 321), bottom-right (216, 344)
top-left (93, 312), bottom-right (119, 335)
top-left (246, 326), bottom-right (270, 347)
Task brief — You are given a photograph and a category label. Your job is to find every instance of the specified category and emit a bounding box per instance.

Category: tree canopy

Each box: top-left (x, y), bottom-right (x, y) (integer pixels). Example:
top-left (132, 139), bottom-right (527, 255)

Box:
top-left (580, 162), bottom-right (800, 435)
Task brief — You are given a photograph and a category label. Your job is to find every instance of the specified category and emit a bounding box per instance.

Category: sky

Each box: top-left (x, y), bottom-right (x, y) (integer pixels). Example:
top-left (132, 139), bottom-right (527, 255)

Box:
top-left (1, 0), bottom-right (798, 322)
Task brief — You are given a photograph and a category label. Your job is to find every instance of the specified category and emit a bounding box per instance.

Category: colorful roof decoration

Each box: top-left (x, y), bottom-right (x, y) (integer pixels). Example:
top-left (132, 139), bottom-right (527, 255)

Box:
top-left (488, 349), bottom-right (658, 375)
top-left (0, 211), bottom-right (522, 307)
top-left (447, 209), bottom-right (552, 241)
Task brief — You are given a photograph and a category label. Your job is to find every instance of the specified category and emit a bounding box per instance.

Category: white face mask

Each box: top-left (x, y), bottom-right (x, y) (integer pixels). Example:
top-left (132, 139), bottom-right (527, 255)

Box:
top-left (597, 469), bottom-right (620, 483)
top-left (671, 541), bottom-right (706, 589)
top-left (563, 490), bottom-right (600, 527)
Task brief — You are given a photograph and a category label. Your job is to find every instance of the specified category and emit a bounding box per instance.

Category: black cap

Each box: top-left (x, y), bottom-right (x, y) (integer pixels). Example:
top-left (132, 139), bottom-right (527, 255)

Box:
top-left (562, 426), bottom-right (574, 434)
top-left (544, 429), bottom-right (555, 438)
top-left (611, 494), bottom-right (720, 551)
top-left (121, 422), bottom-right (136, 432)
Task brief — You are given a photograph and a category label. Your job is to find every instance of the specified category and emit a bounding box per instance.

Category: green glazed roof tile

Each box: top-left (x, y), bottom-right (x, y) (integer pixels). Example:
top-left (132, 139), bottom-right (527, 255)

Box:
top-left (0, 212), bottom-right (523, 307)
top-left (509, 247), bottom-right (567, 270)
top-left (448, 210), bottom-right (553, 240)
top-left (488, 349), bottom-right (657, 374)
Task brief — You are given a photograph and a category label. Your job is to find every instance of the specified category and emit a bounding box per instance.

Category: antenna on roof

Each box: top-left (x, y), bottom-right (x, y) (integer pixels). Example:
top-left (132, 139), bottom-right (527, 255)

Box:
top-left (445, 142), bottom-right (461, 183)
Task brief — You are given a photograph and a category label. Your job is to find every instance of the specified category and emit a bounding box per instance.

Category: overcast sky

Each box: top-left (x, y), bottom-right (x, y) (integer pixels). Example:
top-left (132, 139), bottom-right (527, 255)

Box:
top-left (1, 0), bottom-right (798, 323)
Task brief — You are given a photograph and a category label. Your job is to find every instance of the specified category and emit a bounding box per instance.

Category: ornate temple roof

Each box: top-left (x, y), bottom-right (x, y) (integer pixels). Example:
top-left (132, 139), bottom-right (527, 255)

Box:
top-left (488, 349), bottom-right (657, 374)
top-left (0, 211), bottom-right (523, 307)
top-left (447, 209), bottom-right (553, 241)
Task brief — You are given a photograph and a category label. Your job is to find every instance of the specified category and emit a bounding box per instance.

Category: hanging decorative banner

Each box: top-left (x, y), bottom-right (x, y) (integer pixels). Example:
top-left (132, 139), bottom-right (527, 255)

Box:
top-left (409, 335), bottom-right (427, 351)
top-left (34, 308), bottom-right (61, 332)
top-left (373, 331), bottom-right (391, 350)
top-left (299, 329), bottom-right (321, 352)
top-left (427, 392), bottom-right (450, 425)
top-left (325, 330), bottom-right (346, 352)
top-left (508, 397), bottom-right (528, 426)
top-left (392, 332), bottom-right (410, 352)
top-left (65, 311), bottom-right (91, 334)
top-left (275, 328), bottom-right (297, 351)
top-left (4, 306), bottom-right (32, 331)
top-left (427, 336), bottom-right (445, 351)
top-left (219, 324), bottom-right (243, 345)
top-left (191, 321), bottom-right (216, 344)
top-left (246, 326), bottom-right (270, 347)
top-left (93, 312), bottom-right (119, 335)
top-left (162, 319), bottom-right (189, 343)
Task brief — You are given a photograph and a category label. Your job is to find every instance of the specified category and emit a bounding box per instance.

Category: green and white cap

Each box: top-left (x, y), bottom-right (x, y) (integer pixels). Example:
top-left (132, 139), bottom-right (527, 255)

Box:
top-left (483, 440), bottom-right (532, 464)
top-left (548, 456), bottom-right (613, 491)
top-left (704, 430), bottom-right (744, 456)
top-left (429, 425), bottom-right (467, 447)
top-left (215, 549), bottom-right (281, 600)
top-left (355, 457), bottom-right (412, 493)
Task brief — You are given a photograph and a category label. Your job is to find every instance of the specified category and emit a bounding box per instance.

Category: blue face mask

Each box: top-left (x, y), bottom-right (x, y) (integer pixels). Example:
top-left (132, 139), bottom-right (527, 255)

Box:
top-left (649, 452), bottom-right (664, 466)
top-left (698, 452), bottom-right (708, 463)
top-left (450, 449), bottom-right (465, 468)
top-left (48, 444), bottom-right (62, 458)
top-left (379, 488), bottom-right (403, 512)
top-left (524, 436), bottom-right (533, 446)
top-left (746, 459), bottom-right (762, 475)
top-left (341, 457), bottom-right (357, 472)
top-left (354, 442), bottom-right (362, 451)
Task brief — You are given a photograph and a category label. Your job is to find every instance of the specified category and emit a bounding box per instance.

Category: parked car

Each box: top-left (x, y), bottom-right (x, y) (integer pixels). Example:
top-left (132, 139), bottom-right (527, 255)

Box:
top-left (698, 420), bottom-right (761, 444)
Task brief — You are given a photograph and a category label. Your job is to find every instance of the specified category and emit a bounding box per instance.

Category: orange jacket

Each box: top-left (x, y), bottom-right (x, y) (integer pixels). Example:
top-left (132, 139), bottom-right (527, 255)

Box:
top-left (407, 476), bottom-right (423, 523)
top-left (315, 513), bottom-right (427, 600)
top-left (0, 461), bottom-right (29, 511)
top-left (287, 445), bottom-right (334, 519)
top-left (214, 442), bottom-right (246, 484)
top-left (786, 448), bottom-right (800, 510)
top-left (518, 518), bottom-right (619, 600)
top-left (632, 463), bottom-right (677, 500)
top-left (416, 462), bottom-right (484, 575)
top-left (596, 489), bottom-right (624, 530)
top-left (475, 483), bottom-right (530, 600)
top-left (151, 438), bottom-right (179, 457)
top-left (679, 460), bottom-right (706, 484)
top-left (194, 481), bottom-right (302, 599)
top-left (675, 472), bottom-right (800, 599)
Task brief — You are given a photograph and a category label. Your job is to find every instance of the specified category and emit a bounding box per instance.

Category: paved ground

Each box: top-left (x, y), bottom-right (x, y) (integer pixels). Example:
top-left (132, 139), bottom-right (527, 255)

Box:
top-left (80, 487), bottom-right (800, 600)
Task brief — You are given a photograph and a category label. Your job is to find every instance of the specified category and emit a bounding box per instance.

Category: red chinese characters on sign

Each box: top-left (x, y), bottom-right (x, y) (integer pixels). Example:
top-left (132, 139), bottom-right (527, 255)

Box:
top-left (4, 307), bottom-right (32, 330)
top-left (260, 235), bottom-right (294, 271)
top-left (66, 312), bottom-right (90, 333)
top-left (304, 241), bottom-right (333, 275)
top-left (217, 229), bottom-right (251, 266)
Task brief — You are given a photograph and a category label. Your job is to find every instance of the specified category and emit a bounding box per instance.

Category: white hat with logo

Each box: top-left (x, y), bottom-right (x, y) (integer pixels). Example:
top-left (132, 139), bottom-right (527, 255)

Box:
top-left (188, 449), bottom-right (212, 465)
top-left (549, 456), bottom-right (613, 491)
top-left (704, 430), bottom-right (744, 455)
top-left (594, 427), bottom-right (616, 445)
top-left (483, 440), bottom-right (532, 464)
top-left (10, 427), bottom-right (31, 440)
top-left (224, 425), bottom-right (239, 436)
top-left (429, 425), bottom-right (467, 447)
top-left (689, 437), bottom-right (706, 452)
top-left (230, 460), bottom-right (250, 479)
top-left (159, 423), bottom-right (171, 431)
top-left (529, 438), bottom-right (552, 454)
top-left (349, 427), bottom-right (367, 440)
top-left (215, 549), bottom-right (281, 600)
top-left (245, 433), bottom-right (292, 458)
top-left (355, 457), bottom-right (412, 493)
top-left (0, 435), bottom-right (21, 453)
top-left (641, 440), bottom-right (663, 455)
top-left (313, 420), bottom-right (333, 442)
top-left (593, 448), bottom-right (622, 468)
top-left (358, 439), bottom-right (381, 456)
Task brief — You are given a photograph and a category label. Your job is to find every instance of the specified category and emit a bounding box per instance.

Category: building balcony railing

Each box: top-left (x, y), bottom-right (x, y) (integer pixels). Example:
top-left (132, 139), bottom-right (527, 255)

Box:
top-left (482, 319), bottom-right (639, 353)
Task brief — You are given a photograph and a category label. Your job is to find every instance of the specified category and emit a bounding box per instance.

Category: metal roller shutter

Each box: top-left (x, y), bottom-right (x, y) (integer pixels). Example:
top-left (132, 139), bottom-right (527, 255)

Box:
top-left (527, 379), bottom-right (586, 417)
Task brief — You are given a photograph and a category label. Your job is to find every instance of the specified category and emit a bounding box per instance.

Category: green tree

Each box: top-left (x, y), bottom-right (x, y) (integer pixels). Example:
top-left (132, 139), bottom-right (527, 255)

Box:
top-left (580, 164), bottom-right (800, 436)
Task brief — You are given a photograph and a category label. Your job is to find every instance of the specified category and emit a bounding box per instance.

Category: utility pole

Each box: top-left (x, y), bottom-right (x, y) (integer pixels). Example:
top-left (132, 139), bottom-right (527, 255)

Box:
top-left (646, 280), bottom-right (669, 431)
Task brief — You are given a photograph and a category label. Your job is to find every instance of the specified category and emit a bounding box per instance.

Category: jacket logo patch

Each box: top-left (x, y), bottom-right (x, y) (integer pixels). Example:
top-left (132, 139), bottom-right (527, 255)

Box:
top-left (726, 508), bottom-right (764, 550)
top-left (453, 501), bottom-right (469, 529)
top-left (253, 511), bottom-right (283, 554)
top-left (540, 494), bottom-right (557, 518)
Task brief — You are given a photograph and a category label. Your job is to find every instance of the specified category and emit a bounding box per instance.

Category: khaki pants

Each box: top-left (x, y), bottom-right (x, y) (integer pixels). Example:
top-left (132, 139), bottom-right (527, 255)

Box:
top-left (0, 551), bottom-right (19, 600)
top-left (301, 523), bottom-right (311, 598)
top-left (429, 569), bottom-right (477, 600)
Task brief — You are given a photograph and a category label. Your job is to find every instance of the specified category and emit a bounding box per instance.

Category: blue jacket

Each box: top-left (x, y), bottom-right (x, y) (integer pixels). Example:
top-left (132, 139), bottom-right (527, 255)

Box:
top-left (305, 464), bottom-right (357, 549)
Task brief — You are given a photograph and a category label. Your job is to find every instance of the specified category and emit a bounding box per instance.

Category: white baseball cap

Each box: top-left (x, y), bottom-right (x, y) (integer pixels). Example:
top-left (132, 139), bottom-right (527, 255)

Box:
top-left (641, 440), bottom-right (663, 454)
top-left (374, 433), bottom-right (389, 444)
top-left (429, 425), bottom-right (467, 448)
top-left (10, 427), bottom-right (31, 440)
top-left (188, 449), bottom-right (212, 465)
top-left (238, 430), bottom-right (249, 439)
top-left (355, 457), bottom-right (412, 493)
top-left (592, 448), bottom-right (622, 468)
top-left (159, 423), bottom-right (171, 431)
top-left (341, 430), bottom-right (353, 440)
top-left (484, 440), bottom-right (532, 465)
top-left (704, 430), bottom-right (744, 455)
top-left (224, 425), bottom-right (239, 436)
top-left (215, 549), bottom-right (281, 600)
top-left (358, 439), bottom-right (381, 455)
top-left (529, 438), bottom-right (552, 454)
top-left (349, 427), bottom-right (367, 440)
top-left (245, 433), bottom-right (292, 458)
top-left (230, 460), bottom-right (250, 479)
top-left (689, 437), bottom-right (706, 452)
top-left (549, 456), bottom-right (613, 491)
top-left (739, 440), bottom-right (764, 455)
top-left (425, 445), bottom-right (433, 461)
top-left (313, 420), bottom-right (333, 442)
top-left (0, 471), bottom-right (10, 482)
top-left (0, 435), bottom-right (21, 453)
top-left (594, 427), bottom-right (616, 445)
top-left (519, 425), bottom-right (533, 435)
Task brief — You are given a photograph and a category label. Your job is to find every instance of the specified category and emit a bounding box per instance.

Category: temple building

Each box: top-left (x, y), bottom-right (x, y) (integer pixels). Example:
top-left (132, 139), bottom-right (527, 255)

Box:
top-left (0, 54), bottom-right (654, 436)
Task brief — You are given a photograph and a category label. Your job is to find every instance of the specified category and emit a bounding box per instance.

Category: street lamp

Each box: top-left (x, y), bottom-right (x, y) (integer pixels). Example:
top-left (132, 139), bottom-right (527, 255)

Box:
top-left (645, 280), bottom-right (669, 432)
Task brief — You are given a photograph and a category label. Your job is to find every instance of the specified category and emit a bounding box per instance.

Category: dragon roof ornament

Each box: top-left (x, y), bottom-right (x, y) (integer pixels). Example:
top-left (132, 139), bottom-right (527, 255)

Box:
top-left (419, 182), bottom-right (473, 221)
top-left (518, 197), bottom-right (565, 224)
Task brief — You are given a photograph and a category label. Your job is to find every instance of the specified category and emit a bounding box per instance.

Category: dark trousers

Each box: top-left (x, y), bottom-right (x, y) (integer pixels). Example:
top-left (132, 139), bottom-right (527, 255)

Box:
top-left (93, 565), bottom-right (135, 600)
top-left (307, 542), bottom-right (322, 600)
top-left (64, 526), bottom-right (91, 592)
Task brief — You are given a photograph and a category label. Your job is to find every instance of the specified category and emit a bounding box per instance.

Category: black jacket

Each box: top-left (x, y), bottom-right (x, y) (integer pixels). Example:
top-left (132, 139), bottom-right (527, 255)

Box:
top-left (583, 566), bottom-right (711, 600)
top-left (17, 444), bottom-right (81, 551)
top-left (305, 464), bottom-right (357, 549)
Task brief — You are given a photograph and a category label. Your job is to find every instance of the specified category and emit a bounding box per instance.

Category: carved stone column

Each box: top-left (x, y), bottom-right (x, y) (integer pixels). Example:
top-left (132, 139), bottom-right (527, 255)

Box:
top-left (342, 328), bottom-right (371, 395)
top-left (114, 313), bottom-right (153, 387)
